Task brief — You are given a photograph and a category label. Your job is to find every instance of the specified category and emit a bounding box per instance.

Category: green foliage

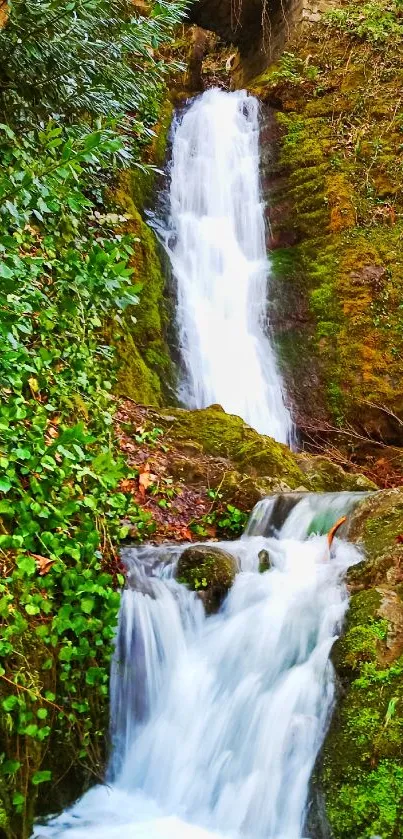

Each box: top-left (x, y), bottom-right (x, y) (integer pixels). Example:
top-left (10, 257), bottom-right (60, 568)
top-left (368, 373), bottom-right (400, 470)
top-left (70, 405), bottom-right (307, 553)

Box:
top-left (327, 761), bottom-right (403, 838)
top-left (134, 426), bottom-right (165, 446)
top-left (0, 120), bottom-right (157, 835)
top-left (190, 491), bottom-right (248, 539)
top-left (256, 53), bottom-right (319, 87)
top-left (325, 0), bottom-right (403, 44)
top-left (193, 577), bottom-right (208, 590)
top-left (0, 0), bottom-right (187, 142)
top-left (0, 0), bottom-right (186, 834)
top-left (324, 581), bottom-right (403, 838)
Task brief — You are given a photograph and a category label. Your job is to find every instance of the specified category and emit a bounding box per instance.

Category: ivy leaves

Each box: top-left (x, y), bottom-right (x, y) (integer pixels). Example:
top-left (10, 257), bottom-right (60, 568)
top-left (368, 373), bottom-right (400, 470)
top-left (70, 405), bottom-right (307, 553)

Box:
top-left (0, 107), bottom-right (154, 835)
top-left (0, 0), bottom-right (186, 830)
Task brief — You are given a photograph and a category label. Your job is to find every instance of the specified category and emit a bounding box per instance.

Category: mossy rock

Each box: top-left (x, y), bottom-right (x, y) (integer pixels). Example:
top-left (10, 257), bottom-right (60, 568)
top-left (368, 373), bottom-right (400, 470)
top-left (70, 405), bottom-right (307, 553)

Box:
top-left (296, 454), bottom-right (376, 493)
top-left (155, 405), bottom-right (375, 494)
top-left (317, 488), bottom-right (403, 838)
top-left (108, 94), bottom-right (176, 408)
top-left (157, 405), bottom-right (305, 483)
top-left (111, 183), bottom-right (176, 407)
top-left (177, 544), bottom-right (237, 613)
top-left (248, 17), bottom-right (403, 448)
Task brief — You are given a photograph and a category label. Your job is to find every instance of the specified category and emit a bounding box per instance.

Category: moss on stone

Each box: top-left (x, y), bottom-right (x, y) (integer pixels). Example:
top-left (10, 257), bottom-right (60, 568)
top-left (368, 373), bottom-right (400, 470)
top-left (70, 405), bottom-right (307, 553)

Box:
top-left (145, 404), bottom-right (375, 492)
top-left (248, 9), bottom-right (403, 441)
top-left (177, 544), bottom-right (237, 613)
top-left (318, 488), bottom-right (403, 838)
top-left (111, 174), bottom-right (176, 406)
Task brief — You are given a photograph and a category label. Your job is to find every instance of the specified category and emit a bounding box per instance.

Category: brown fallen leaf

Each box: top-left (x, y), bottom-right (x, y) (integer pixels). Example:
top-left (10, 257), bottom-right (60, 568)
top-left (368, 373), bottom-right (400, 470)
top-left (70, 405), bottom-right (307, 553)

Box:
top-left (120, 478), bottom-right (135, 492)
top-left (32, 554), bottom-right (56, 576)
top-left (138, 463), bottom-right (157, 495)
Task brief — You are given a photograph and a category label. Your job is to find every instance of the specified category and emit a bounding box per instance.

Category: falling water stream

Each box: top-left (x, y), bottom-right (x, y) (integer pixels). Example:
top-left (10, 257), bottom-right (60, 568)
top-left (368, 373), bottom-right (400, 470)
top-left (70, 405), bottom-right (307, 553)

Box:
top-left (34, 493), bottom-right (364, 839)
top-left (164, 89), bottom-right (292, 443)
top-left (33, 91), bottom-right (366, 839)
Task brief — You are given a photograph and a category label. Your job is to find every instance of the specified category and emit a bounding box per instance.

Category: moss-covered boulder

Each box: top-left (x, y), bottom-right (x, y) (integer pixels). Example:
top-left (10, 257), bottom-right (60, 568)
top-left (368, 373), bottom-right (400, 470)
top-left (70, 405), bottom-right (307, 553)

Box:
top-left (155, 405), bottom-right (375, 493)
top-left (317, 489), bottom-right (403, 839)
top-left (177, 544), bottom-right (237, 613)
top-left (118, 402), bottom-right (375, 529)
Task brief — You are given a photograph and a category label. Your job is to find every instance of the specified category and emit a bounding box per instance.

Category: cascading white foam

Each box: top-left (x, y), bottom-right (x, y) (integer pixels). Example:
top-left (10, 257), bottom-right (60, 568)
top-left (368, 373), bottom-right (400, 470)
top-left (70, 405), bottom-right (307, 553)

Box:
top-left (164, 88), bottom-right (292, 444)
top-left (33, 494), bottom-right (362, 839)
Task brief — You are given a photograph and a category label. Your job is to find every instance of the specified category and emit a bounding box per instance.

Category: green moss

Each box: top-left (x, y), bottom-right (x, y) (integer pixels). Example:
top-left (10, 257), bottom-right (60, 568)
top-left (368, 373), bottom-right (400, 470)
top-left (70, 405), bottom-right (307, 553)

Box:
top-left (158, 405), bottom-right (307, 486)
top-left (129, 99), bottom-right (174, 210)
top-left (177, 546), bottom-right (236, 589)
top-left (248, 8), bottom-right (403, 437)
top-left (349, 490), bottom-right (403, 557)
top-left (176, 545), bottom-right (237, 613)
top-left (111, 179), bottom-right (176, 406)
top-left (326, 761), bottom-right (403, 839)
top-left (320, 489), bottom-right (403, 838)
top-left (149, 405), bottom-right (374, 491)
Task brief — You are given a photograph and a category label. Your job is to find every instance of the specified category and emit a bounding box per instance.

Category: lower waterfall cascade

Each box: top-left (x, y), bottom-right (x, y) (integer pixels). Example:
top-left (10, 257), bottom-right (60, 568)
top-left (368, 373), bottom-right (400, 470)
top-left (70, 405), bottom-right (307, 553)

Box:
top-left (33, 492), bottom-right (364, 839)
top-left (163, 88), bottom-right (293, 444)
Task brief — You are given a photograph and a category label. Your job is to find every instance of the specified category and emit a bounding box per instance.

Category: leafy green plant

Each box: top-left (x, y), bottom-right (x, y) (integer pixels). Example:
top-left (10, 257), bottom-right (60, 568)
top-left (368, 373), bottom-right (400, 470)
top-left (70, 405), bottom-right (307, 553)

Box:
top-left (263, 52), bottom-right (319, 86)
top-left (0, 0), bottom-right (187, 833)
top-left (325, 1), bottom-right (403, 44)
top-left (193, 578), bottom-right (208, 590)
top-left (190, 491), bottom-right (248, 540)
top-left (0, 0), bottom-right (187, 143)
top-left (135, 426), bottom-right (165, 446)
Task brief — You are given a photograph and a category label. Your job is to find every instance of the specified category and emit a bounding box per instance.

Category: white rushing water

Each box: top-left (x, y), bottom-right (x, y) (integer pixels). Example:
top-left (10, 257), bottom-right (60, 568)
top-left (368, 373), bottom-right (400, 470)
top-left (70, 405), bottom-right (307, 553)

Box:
top-left (164, 88), bottom-right (292, 444)
top-left (34, 493), bottom-right (363, 839)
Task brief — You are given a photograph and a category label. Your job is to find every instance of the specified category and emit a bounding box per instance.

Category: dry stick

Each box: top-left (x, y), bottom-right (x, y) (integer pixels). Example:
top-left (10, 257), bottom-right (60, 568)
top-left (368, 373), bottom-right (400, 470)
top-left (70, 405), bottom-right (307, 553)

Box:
top-left (299, 417), bottom-right (402, 452)
top-left (323, 516), bottom-right (347, 562)
top-left (0, 673), bottom-right (64, 713)
top-left (327, 516), bottom-right (347, 550)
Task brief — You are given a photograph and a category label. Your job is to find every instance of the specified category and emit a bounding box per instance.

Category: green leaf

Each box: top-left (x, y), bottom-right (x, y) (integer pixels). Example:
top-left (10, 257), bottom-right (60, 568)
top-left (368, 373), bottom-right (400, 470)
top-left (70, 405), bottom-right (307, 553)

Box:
top-left (85, 667), bottom-right (103, 685)
top-left (12, 792), bottom-right (25, 809)
top-left (16, 555), bottom-right (36, 576)
top-left (31, 770), bottom-right (52, 785)
top-left (58, 646), bottom-right (73, 662)
top-left (15, 447), bottom-right (31, 460)
top-left (25, 603), bottom-right (40, 616)
top-left (44, 691), bottom-right (56, 702)
top-left (24, 724), bottom-right (38, 737)
top-left (2, 760), bottom-right (21, 775)
top-left (2, 695), bottom-right (18, 712)
top-left (0, 478), bottom-right (11, 494)
top-left (81, 597), bottom-right (95, 614)
top-left (0, 263), bottom-right (14, 279)
top-left (0, 500), bottom-right (14, 515)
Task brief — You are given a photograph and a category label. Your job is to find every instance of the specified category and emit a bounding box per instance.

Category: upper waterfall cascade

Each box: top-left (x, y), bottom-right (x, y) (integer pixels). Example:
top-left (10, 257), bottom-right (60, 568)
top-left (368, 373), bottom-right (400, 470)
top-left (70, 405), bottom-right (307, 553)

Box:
top-left (164, 88), bottom-right (292, 444)
top-left (33, 492), bottom-right (363, 839)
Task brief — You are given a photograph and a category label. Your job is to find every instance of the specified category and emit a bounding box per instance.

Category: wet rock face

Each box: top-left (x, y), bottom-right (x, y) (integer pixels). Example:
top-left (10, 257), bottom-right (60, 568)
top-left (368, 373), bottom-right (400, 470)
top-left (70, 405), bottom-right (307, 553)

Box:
top-left (248, 14), bottom-right (403, 456)
top-left (176, 544), bottom-right (238, 613)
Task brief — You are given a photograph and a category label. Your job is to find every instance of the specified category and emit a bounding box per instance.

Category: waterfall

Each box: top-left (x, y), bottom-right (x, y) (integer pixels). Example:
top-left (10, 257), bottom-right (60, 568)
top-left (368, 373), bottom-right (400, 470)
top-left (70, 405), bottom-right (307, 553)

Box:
top-left (33, 493), bottom-right (362, 839)
top-left (164, 88), bottom-right (292, 444)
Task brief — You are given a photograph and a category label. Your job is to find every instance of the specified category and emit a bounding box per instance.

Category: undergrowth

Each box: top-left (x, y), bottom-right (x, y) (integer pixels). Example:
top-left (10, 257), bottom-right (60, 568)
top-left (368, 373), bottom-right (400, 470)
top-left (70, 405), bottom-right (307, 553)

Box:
top-left (0, 0), bottom-right (187, 835)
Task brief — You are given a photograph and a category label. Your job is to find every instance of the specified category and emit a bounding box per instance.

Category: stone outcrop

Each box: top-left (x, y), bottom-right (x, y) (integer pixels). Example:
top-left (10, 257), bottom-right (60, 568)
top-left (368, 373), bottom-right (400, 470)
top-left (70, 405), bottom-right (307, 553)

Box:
top-left (247, 7), bottom-right (403, 463)
top-left (189, 0), bottom-right (337, 80)
top-left (119, 402), bottom-right (376, 509)
top-left (315, 489), bottom-right (403, 838)
top-left (176, 544), bottom-right (238, 612)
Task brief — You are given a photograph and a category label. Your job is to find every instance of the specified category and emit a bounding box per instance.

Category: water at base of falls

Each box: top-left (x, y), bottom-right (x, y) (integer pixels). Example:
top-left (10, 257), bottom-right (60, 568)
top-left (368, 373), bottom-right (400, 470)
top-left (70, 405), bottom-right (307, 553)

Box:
top-left (163, 88), bottom-right (292, 444)
top-left (33, 493), bottom-right (363, 839)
